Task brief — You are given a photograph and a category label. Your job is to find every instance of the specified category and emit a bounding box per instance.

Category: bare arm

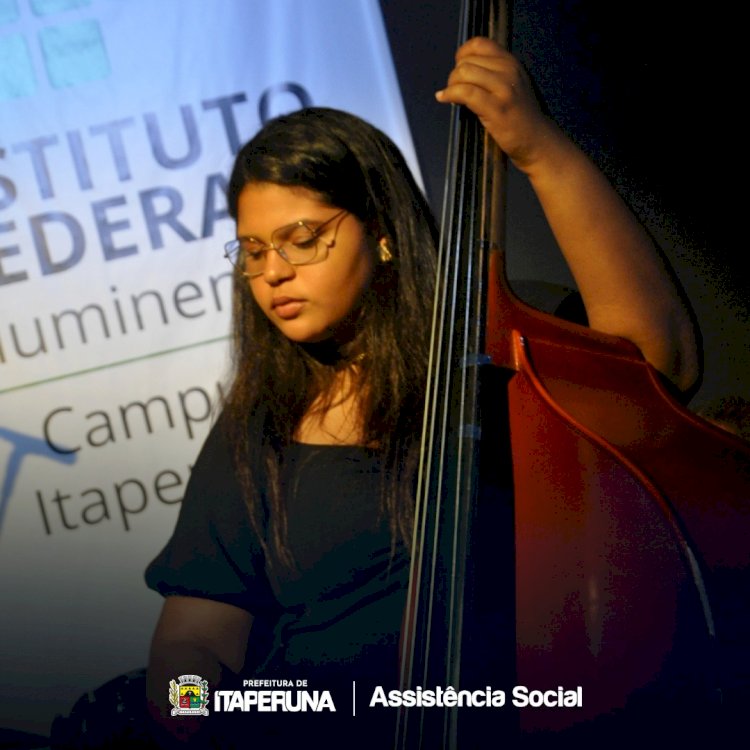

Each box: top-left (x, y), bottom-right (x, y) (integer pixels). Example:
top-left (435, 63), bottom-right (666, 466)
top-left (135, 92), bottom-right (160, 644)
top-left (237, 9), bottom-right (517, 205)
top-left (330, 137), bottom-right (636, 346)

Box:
top-left (437, 37), bottom-right (700, 393)
top-left (146, 595), bottom-right (253, 742)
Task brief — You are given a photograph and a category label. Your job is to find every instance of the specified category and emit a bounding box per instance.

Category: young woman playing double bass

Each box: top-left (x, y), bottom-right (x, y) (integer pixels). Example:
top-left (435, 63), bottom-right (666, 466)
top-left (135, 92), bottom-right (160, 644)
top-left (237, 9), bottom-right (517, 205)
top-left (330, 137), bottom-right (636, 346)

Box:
top-left (144, 37), bottom-right (698, 748)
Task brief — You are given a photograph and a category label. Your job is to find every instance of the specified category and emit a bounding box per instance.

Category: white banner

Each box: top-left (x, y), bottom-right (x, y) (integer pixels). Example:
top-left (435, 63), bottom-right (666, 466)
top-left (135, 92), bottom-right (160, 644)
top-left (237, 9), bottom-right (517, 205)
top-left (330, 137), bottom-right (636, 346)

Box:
top-left (0, 0), bottom-right (420, 734)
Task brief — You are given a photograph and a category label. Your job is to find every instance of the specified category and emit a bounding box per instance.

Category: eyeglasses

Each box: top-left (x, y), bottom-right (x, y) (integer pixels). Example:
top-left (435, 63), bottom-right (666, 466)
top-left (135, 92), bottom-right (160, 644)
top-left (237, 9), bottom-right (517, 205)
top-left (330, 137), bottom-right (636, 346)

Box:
top-left (224, 209), bottom-right (349, 278)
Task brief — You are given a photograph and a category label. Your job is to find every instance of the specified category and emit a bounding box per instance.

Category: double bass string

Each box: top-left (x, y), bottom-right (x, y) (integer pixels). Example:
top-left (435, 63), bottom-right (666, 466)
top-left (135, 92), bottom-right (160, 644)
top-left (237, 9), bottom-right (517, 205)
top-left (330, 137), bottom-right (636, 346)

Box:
top-left (399, 0), bottom-right (466, 708)
top-left (398, 2), bottom-right (503, 747)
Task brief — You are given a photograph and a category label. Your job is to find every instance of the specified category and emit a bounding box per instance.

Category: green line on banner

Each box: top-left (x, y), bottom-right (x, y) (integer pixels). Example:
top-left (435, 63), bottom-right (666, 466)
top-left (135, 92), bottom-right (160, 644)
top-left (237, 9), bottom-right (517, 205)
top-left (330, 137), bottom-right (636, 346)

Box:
top-left (0, 336), bottom-right (229, 395)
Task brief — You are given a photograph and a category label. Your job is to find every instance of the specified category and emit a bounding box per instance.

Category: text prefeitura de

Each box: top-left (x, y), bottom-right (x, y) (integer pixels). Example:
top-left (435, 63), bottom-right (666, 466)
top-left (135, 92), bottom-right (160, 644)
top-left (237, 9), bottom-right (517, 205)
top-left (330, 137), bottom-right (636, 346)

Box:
top-left (370, 686), bottom-right (583, 709)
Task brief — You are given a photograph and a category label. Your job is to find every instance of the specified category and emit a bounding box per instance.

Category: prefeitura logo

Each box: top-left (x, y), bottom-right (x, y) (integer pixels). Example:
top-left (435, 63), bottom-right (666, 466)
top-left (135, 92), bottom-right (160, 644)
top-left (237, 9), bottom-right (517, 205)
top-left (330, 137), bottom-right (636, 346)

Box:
top-left (169, 674), bottom-right (210, 717)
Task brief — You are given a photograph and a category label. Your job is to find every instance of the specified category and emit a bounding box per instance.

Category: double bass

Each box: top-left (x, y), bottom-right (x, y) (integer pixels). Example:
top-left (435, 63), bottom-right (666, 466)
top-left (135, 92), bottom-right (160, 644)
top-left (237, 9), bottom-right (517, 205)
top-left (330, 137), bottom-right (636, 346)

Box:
top-left (397, 1), bottom-right (750, 746)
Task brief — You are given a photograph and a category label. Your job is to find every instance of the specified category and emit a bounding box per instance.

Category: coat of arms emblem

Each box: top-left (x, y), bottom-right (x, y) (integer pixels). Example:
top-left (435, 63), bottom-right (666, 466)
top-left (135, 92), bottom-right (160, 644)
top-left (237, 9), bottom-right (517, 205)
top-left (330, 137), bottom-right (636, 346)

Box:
top-left (169, 674), bottom-right (210, 716)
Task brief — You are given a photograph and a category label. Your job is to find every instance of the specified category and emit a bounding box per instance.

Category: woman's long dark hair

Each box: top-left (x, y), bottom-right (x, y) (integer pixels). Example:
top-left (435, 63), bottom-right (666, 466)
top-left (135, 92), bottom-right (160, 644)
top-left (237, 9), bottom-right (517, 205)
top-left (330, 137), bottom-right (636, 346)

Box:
top-left (224, 107), bottom-right (438, 568)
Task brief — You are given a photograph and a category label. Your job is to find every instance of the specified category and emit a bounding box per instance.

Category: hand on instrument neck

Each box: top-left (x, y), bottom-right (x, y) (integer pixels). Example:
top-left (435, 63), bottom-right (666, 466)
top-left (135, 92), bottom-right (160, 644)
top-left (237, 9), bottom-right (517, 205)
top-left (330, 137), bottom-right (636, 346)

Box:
top-left (436, 36), bottom-right (700, 394)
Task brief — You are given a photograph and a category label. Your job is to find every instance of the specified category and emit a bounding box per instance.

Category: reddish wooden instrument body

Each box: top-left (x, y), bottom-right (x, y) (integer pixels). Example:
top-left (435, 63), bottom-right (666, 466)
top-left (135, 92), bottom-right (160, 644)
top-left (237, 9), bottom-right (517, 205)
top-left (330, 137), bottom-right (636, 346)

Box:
top-left (486, 250), bottom-right (750, 731)
top-left (399, 4), bottom-right (749, 744)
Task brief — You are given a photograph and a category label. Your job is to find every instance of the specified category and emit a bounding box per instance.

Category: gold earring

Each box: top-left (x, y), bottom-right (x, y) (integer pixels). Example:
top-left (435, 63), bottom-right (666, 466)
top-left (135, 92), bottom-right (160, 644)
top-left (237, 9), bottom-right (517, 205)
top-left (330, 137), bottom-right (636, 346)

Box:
top-left (378, 237), bottom-right (393, 263)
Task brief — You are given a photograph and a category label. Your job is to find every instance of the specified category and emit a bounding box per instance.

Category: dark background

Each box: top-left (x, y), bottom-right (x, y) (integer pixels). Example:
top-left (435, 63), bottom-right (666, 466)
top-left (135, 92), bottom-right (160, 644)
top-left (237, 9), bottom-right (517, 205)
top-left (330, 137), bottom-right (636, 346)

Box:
top-left (379, 0), bottom-right (748, 409)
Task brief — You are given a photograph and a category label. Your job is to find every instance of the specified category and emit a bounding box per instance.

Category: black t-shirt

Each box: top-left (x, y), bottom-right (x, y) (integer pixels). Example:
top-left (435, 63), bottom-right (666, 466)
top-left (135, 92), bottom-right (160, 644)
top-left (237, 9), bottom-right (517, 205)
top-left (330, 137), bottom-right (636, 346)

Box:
top-left (145, 422), bottom-right (408, 694)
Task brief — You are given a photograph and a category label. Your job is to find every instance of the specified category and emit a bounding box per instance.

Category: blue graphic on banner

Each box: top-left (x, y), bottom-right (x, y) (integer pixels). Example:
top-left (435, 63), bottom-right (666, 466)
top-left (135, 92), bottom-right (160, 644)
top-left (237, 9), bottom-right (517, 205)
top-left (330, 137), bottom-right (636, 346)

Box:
top-left (31, 0), bottom-right (91, 15)
top-left (0, 33), bottom-right (36, 100)
top-left (0, 0), bottom-right (107, 99)
top-left (39, 19), bottom-right (110, 88)
top-left (0, 0), bottom-right (19, 24)
top-left (0, 425), bottom-right (77, 531)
